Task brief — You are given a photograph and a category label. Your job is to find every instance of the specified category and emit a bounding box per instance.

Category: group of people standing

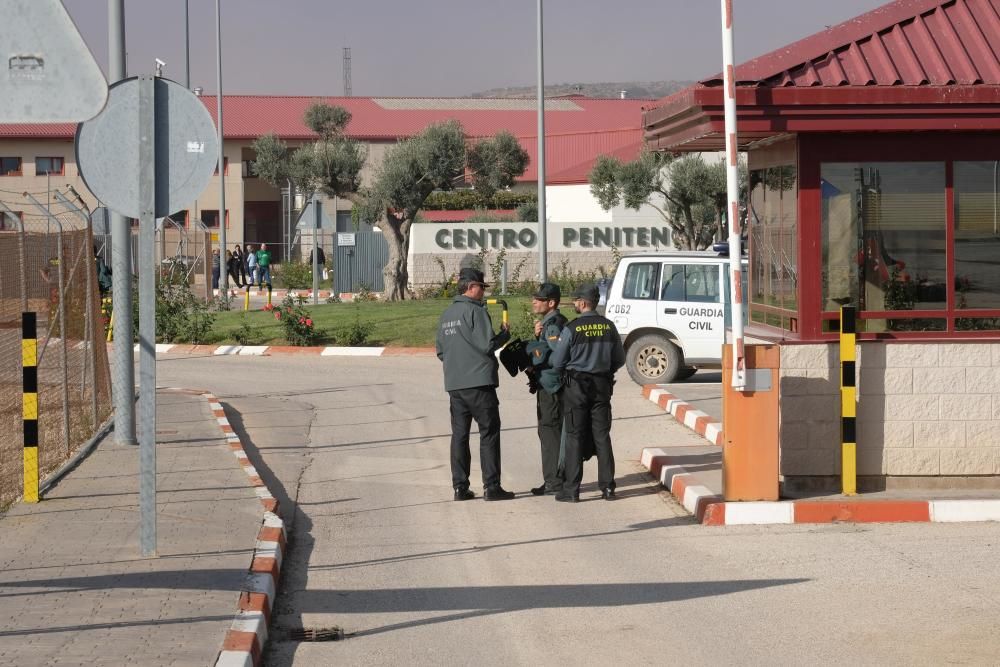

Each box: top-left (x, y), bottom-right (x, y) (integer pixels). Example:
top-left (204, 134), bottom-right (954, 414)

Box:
top-left (436, 267), bottom-right (625, 503)
top-left (211, 243), bottom-right (272, 289)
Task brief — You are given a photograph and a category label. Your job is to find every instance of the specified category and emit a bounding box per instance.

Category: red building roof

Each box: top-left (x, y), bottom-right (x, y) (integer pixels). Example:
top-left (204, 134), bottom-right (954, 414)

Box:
top-left (645, 0), bottom-right (1000, 150)
top-left (0, 96), bottom-right (649, 184)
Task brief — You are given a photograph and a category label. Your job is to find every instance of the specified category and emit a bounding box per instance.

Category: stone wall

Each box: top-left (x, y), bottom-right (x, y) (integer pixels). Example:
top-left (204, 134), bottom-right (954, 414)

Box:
top-left (779, 342), bottom-right (1000, 488)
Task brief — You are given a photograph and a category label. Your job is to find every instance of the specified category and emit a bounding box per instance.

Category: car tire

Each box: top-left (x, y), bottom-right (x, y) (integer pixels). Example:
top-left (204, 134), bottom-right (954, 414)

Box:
top-left (625, 334), bottom-right (682, 385)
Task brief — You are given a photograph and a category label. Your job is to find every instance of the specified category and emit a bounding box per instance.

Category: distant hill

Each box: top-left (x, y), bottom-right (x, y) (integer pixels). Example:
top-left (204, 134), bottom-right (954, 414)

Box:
top-left (467, 80), bottom-right (693, 100)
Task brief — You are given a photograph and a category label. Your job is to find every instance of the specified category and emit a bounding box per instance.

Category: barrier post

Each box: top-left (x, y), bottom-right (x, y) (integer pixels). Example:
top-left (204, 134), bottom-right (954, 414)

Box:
top-left (840, 305), bottom-right (857, 496)
top-left (22, 312), bottom-right (39, 503)
top-left (267, 284), bottom-right (272, 309)
top-left (243, 285), bottom-right (250, 312)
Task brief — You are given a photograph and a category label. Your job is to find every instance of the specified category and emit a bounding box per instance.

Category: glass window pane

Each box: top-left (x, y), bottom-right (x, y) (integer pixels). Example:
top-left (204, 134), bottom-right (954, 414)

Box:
top-left (821, 162), bottom-right (946, 332)
top-left (749, 169), bottom-right (768, 308)
top-left (622, 262), bottom-right (659, 300)
top-left (684, 264), bottom-right (720, 303)
top-left (660, 263), bottom-right (685, 301)
top-left (955, 161), bottom-right (1000, 309)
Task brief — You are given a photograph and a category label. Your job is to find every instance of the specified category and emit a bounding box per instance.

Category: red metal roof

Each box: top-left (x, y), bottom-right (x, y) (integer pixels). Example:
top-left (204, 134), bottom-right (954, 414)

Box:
top-left (703, 0), bottom-right (1000, 88)
top-left (644, 0), bottom-right (1000, 151)
top-left (0, 96), bottom-right (647, 184)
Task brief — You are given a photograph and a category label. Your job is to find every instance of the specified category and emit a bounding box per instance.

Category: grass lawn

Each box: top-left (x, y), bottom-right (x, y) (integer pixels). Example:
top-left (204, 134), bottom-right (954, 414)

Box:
top-left (209, 296), bottom-right (546, 347)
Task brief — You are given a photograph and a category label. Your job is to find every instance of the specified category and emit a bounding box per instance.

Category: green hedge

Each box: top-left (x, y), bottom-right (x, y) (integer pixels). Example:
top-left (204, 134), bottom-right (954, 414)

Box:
top-left (421, 190), bottom-right (537, 211)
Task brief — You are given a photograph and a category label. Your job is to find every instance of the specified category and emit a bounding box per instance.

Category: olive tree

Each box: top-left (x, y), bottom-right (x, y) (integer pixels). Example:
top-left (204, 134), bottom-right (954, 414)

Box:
top-left (357, 124), bottom-right (529, 300)
top-left (589, 151), bottom-right (744, 250)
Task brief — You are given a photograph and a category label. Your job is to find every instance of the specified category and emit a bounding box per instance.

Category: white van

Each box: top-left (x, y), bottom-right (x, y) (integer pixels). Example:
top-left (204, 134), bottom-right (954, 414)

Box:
top-left (603, 251), bottom-right (747, 384)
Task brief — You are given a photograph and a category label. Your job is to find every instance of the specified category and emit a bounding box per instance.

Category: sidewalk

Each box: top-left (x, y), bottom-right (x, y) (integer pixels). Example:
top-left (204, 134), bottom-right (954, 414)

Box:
top-left (638, 383), bottom-right (1000, 526)
top-left (0, 390), bottom-right (265, 667)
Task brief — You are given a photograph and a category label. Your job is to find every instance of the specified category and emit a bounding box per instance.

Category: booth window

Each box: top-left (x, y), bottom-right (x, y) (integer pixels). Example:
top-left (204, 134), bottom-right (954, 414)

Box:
top-left (821, 162), bottom-right (946, 333)
top-left (955, 161), bottom-right (1000, 330)
top-left (748, 165), bottom-right (797, 330)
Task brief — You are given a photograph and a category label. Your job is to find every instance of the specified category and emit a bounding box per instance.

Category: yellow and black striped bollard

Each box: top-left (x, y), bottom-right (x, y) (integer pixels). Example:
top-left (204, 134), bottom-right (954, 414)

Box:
top-left (840, 305), bottom-right (857, 496)
top-left (22, 311), bottom-right (39, 503)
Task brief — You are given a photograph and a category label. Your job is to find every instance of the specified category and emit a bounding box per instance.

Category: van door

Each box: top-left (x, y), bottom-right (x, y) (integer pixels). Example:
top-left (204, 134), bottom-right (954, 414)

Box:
top-left (607, 260), bottom-right (660, 337)
top-left (658, 262), bottom-right (725, 364)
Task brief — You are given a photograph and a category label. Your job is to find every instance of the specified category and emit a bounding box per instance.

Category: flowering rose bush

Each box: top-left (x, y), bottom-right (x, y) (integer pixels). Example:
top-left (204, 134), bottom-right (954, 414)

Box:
top-left (273, 295), bottom-right (321, 346)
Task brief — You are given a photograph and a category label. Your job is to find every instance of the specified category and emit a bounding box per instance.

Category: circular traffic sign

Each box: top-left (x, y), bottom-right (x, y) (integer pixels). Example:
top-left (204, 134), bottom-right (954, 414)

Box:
top-left (76, 76), bottom-right (219, 219)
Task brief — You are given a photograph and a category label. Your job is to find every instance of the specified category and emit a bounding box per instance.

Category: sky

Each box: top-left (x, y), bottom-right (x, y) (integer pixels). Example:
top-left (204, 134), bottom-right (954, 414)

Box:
top-left (63, 0), bottom-right (890, 97)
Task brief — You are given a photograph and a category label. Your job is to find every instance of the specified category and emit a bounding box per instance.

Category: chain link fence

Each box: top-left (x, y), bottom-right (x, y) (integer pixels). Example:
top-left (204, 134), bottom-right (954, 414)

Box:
top-left (0, 213), bottom-right (112, 508)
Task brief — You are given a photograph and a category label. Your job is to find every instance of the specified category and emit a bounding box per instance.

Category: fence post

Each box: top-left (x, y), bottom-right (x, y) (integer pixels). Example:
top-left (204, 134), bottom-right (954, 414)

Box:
top-left (22, 312), bottom-right (39, 503)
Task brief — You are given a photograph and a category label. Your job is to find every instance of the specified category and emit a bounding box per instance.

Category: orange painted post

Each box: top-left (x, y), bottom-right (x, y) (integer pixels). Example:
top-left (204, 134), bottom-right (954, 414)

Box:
top-left (722, 344), bottom-right (779, 501)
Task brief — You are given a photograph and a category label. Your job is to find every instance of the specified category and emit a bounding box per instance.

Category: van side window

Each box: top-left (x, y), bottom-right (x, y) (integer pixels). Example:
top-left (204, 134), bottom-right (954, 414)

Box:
top-left (661, 263), bottom-right (721, 302)
top-left (660, 264), bottom-right (685, 301)
top-left (622, 262), bottom-right (659, 300)
top-left (685, 265), bottom-right (720, 303)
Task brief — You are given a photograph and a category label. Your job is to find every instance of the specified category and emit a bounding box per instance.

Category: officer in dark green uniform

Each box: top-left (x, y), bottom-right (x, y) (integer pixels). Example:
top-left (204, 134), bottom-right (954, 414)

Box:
top-left (550, 284), bottom-right (625, 502)
top-left (527, 282), bottom-right (568, 496)
top-left (436, 268), bottom-right (515, 501)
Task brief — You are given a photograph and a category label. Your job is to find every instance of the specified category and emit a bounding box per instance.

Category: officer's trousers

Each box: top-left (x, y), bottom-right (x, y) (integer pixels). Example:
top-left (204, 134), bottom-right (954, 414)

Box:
top-left (536, 388), bottom-right (563, 491)
top-left (448, 386), bottom-right (501, 490)
top-left (561, 373), bottom-right (614, 497)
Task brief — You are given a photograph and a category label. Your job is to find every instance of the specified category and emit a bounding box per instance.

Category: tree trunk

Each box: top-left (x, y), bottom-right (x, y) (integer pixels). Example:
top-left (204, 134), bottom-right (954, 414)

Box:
top-left (378, 215), bottom-right (413, 301)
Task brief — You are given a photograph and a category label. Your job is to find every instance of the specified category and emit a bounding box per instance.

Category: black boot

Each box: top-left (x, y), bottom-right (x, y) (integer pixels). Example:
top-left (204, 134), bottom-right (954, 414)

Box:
top-left (484, 486), bottom-right (515, 501)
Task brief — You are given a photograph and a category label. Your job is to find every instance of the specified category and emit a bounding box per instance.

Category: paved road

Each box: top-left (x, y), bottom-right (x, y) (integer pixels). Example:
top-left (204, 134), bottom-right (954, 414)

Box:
top-left (158, 355), bottom-right (1000, 666)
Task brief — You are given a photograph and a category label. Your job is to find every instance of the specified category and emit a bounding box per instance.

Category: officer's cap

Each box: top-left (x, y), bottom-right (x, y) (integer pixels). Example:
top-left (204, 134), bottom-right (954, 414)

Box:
top-left (458, 267), bottom-right (489, 287)
top-left (533, 282), bottom-right (561, 301)
top-left (572, 283), bottom-right (600, 304)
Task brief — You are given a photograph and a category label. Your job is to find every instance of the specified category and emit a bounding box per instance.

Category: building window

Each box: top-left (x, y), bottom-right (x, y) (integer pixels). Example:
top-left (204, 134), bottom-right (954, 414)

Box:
top-left (201, 210), bottom-right (229, 228)
top-left (821, 162), bottom-right (946, 333)
top-left (0, 157), bottom-right (22, 176)
top-left (35, 156), bottom-right (64, 176)
top-left (242, 159), bottom-right (257, 178)
top-left (214, 157), bottom-right (229, 176)
top-left (955, 161), bottom-right (1000, 329)
top-left (0, 210), bottom-right (23, 230)
top-left (621, 262), bottom-right (659, 300)
top-left (748, 165), bottom-right (798, 330)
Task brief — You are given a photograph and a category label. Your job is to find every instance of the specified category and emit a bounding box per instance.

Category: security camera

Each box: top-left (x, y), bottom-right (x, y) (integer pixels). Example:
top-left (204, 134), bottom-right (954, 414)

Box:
top-left (155, 58), bottom-right (166, 67)
top-left (154, 58), bottom-right (166, 77)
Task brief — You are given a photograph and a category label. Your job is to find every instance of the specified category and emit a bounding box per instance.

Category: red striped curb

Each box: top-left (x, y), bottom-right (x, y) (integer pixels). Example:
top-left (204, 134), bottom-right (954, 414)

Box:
top-left (203, 393), bottom-right (287, 667)
top-left (640, 447), bottom-right (1000, 526)
top-left (641, 384), bottom-right (723, 446)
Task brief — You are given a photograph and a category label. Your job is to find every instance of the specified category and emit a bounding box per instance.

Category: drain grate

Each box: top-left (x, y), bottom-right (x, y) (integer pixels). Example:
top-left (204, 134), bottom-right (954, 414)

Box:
top-left (287, 626), bottom-right (346, 642)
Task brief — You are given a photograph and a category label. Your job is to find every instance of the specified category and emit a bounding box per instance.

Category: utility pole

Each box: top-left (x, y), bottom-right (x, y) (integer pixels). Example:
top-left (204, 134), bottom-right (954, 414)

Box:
top-left (184, 0), bottom-right (190, 89)
top-left (536, 0), bottom-right (547, 281)
top-left (108, 0), bottom-right (136, 446)
top-left (215, 0), bottom-right (227, 288)
top-left (343, 47), bottom-right (352, 97)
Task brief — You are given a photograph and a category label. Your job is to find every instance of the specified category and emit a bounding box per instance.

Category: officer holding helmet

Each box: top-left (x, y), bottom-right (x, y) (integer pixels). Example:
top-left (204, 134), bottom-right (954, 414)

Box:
top-left (549, 283), bottom-right (625, 502)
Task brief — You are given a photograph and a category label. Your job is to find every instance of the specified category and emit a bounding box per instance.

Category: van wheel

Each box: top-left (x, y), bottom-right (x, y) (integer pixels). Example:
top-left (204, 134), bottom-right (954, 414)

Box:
top-left (626, 334), bottom-right (682, 385)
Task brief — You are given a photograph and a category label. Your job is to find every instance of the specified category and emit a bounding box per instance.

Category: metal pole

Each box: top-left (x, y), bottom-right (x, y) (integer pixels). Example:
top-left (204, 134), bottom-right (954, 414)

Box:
top-left (313, 195), bottom-right (321, 305)
top-left (286, 179), bottom-right (293, 263)
top-left (184, 0), bottom-right (191, 89)
top-left (109, 0), bottom-right (137, 447)
top-left (215, 0), bottom-right (227, 292)
top-left (536, 0), bottom-right (547, 282)
top-left (721, 0), bottom-right (746, 391)
top-left (138, 76), bottom-right (157, 557)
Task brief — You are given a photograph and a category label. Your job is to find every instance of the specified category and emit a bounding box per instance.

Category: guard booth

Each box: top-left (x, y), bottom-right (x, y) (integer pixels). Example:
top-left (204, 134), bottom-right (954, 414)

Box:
top-left (644, 0), bottom-right (1000, 494)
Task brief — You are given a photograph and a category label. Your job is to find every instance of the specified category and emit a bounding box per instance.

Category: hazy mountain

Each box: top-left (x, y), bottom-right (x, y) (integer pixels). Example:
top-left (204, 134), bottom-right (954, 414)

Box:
top-left (467, 80), bottom-right (693, 100)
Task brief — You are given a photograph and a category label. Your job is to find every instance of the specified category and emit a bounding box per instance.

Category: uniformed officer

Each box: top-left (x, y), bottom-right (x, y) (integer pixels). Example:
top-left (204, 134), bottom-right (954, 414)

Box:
top-left (550, 283), bottom-right (625, 502)
top-left (527, 282), bottom-right (568, 496)
top-left (435, 267), bottom-right (515, 501)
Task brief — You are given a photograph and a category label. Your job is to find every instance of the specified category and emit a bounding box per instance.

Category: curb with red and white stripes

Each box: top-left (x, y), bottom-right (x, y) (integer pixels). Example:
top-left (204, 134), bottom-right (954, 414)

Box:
top-left (640, 447), bottom-right (1000, 526)
top-left (642, 384), bottom-right (723, 446)
top-left (202, 393), bottom-right (286, 667)
top-left (131, 343), bottom-right (435, 357)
